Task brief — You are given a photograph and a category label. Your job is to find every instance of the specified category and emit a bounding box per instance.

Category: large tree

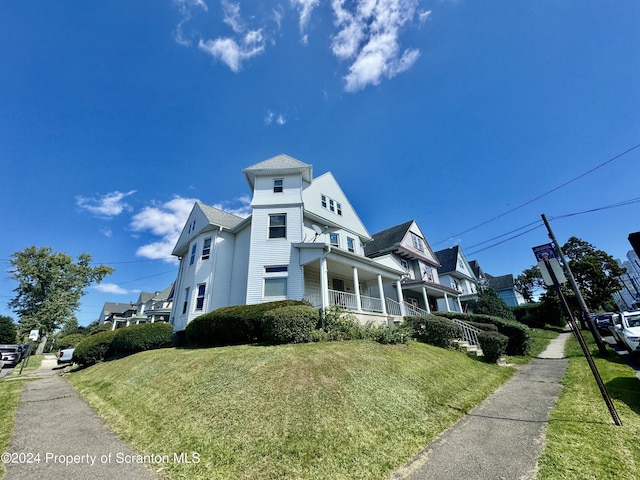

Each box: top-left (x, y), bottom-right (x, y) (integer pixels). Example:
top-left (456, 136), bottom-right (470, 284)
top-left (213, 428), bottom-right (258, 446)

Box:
top-left (561, 237), bottom-right (625, 312)
top-left (515, 267), bottom-right (544, 303)
top-left (0, 315), bottom-right (18, 343)
top-left (8, 246), bottom-right (114, 337)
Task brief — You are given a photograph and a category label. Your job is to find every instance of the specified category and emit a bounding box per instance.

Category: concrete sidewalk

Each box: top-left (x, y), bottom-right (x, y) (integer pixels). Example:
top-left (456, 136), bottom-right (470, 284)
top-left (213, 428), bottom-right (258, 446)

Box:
top-left (392, 330), bottom-right (572, 480)
top-left (3, 355), bottom-right (159, 480)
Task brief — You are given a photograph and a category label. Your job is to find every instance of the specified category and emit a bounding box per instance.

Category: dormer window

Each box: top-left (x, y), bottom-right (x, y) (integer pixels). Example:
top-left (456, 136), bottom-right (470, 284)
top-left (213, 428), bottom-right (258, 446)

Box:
top-left (273, 179), bottom-right (283, 193)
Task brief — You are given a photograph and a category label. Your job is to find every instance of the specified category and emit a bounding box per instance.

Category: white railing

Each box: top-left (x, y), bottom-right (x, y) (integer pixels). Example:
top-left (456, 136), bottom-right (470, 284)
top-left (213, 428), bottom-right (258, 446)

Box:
top-left (303, 290), bottom-right (385, 314)
top-left (386, 298), bottom-right (481, 347)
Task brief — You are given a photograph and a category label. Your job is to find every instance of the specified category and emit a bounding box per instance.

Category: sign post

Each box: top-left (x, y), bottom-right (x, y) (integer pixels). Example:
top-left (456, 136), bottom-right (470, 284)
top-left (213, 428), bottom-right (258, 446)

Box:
top-left (532, 244), bottom-right (622, 426)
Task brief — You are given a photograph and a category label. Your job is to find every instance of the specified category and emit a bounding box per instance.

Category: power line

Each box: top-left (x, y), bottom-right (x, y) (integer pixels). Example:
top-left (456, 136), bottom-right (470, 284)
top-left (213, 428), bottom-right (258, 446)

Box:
top-left (433, 142), bottom-right (640, 247)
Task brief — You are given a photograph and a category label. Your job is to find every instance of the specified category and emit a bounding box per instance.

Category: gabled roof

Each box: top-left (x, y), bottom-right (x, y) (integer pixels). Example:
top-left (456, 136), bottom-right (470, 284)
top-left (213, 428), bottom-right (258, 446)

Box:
top-left (242, 154), bottom-right (313, 189)
top-left (434, 246), bottom-right (460, 273)
top-left (364, 220), bottom-right (414, 257)
top-left (197, 202), bottom-right (246, 230)
top-left (485, 273), bottom-right (516, 291)
top-left (101, 302), bottom-right (136, 315)
top-left (469, 260), bottom-right (484, 279)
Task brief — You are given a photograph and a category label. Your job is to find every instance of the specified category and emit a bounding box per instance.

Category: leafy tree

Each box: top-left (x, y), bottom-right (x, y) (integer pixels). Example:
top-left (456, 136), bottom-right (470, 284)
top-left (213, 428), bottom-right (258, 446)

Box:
top-left (515, 267), bottom-right (544, 303)
top-left (561, 237), bottom-right (626, 311)
top-left (470, 286), bottom-right (516, 321)
top-left (8, 246), bottom-right (114, 337)
top-left (0, 315), bottom-right (18, 343)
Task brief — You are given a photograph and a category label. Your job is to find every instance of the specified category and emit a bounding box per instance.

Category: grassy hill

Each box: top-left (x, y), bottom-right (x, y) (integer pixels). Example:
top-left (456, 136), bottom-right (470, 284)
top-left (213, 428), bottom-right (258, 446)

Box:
top-left (68, 340), bottom-right (514, 479)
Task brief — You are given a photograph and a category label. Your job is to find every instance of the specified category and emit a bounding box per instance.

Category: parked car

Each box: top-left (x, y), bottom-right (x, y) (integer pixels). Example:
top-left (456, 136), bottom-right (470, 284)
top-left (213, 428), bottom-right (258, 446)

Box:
top-left (0, 345), bottom-right (22, 367)
top-left (608, 311), bottom-right (640, 354)
top-left (595, 313), bottom-right (617, 335)
top-left (57, 348), bottom-right (75, 365)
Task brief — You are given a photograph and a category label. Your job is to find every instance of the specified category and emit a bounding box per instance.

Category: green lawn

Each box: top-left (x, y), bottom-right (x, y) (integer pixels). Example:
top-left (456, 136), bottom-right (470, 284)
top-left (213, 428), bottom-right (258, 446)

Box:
top-left (537, 335), bottom-right (640, 479)
top-left (0, 379), bottom-right (29, 478)
top-left (68, 340), bottom-right (514, 479)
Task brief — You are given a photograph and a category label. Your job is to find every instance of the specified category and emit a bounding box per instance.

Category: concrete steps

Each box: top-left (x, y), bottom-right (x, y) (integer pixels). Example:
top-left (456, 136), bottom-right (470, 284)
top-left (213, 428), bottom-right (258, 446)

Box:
top-left (455, 340), bottom-right (483, 357)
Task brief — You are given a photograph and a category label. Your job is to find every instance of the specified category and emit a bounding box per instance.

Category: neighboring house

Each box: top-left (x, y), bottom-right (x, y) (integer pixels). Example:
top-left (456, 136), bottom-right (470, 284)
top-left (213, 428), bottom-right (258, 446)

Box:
top-left (169, 154), bottom-right (407, 332)
top-left (98, 302), bottom-right (137, 330)
top-left (132, 283), bottom-right (174, 324)
top-left (485, 273), bottom-right (526, 307)
top-left (434, 246), bottom-right (480, 312)
top-left (365, 220), bottom-right (463, 315)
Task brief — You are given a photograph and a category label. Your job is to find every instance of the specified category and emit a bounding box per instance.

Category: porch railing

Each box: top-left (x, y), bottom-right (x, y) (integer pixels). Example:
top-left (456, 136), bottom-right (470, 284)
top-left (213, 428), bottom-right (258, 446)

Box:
top-left (303, 290), bottom-right (481, 347)
top-left (385, 298), bottom-right (481, 347)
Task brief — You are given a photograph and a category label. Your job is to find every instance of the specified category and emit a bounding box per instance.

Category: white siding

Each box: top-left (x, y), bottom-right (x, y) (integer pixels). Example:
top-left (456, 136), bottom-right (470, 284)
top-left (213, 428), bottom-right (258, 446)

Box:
top-left (230, 223), bottom-right (251, 305)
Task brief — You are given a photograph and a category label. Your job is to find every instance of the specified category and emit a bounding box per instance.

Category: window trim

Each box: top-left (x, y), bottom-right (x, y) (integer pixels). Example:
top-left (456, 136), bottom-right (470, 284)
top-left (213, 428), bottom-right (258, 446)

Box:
top-left (329, 233), bottom-right (340, 247)
top-left (189, 244), bottom-right (197, 265)
top-left (202, 238), bottom-right (212, 260)
top-left (195, 283), bottom-right (206, 311)
top-left (347, 237), bottom-right (355, 253)
top-left (182, 287), bottom-right (190, 314)
top-left (268, 213), bottom-right (287, 239)
top-left (273, 178), bottom-right (283, 193)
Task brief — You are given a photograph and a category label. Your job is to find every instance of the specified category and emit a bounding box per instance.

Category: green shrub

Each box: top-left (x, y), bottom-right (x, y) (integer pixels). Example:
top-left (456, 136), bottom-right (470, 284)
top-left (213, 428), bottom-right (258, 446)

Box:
top-left (185, 300), bottom-right (307, 347)
top-left (436, 311), bottom-right (531, 356)
top-left (111, 323), bottom-right (174, 356)
top-left (478, 331), bottom-right (509, 363)
top-left (466, 321), bottom-right (498, 332)
top-left (262, 306), bottom-right (319, 345)
top-left (73, 329), bottom-right (118, 366)
top-left (57, 333), bottom-right (87, 349)
top-left (404, 315), bottom-right (462, 348)
top-left (370, 324), bottom-right (412, 345)
top-left (319, 306), bottom-right (368, 341)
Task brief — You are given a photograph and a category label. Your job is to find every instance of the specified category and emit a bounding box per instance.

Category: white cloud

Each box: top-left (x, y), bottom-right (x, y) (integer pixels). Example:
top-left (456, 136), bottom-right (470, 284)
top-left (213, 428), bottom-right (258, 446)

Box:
top-left (291, 0), bottom-right (320, 43)
top-left (264, 110), bottom-right (287, 126)
top-left (222, 0), bottom-right (244, 33)
top-left (173, 0), bottom-right (208, 46)
top-left (331, 0), bottom-right (422, 92)
top-left (198, 29), bottom-right (265, 72)
top-left (93, 283), bottom-right (130, 295)
top-left (211, 195), bottom-right (252, 217)
top-left (76, 190), bottom-right (136, 218)
top-left (130, 196), bottom-right (199, 262)
top-left (100, 226), bottom-right (113, 238)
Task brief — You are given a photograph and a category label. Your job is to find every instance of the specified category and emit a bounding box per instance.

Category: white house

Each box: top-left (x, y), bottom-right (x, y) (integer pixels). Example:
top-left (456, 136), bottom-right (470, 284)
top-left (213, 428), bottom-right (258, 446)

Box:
top-left (169, 154), bottom-right (407, 332)
top-left (365, 220), bottom-right (463, 316)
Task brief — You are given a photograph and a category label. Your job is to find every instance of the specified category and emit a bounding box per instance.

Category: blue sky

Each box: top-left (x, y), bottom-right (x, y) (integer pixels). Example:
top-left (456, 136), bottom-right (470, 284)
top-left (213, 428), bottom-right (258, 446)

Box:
top-left (1, 0), bottom-right (639, 326)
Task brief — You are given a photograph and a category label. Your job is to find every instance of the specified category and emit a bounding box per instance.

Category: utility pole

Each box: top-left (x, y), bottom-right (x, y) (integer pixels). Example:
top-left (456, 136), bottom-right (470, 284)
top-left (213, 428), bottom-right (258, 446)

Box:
top-left (541, 214), bottom-right (608, 355)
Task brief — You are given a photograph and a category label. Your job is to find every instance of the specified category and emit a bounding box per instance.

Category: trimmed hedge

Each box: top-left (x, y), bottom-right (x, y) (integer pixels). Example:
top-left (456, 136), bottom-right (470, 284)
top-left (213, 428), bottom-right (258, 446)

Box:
top-left (478, 331), bottom-right (509, 363)
top-left (111, 323), bottom-right (174, 356)
top-left (262, 306), bottom-right (319, 345)
top-left (436, 311), bottom-right (531, 356)
top-left (185, 300), bottom-right (307, 347)
top-left (403, 315), bottom-right (462, 348)
top-left (73, 329), bottom-right (119, 366)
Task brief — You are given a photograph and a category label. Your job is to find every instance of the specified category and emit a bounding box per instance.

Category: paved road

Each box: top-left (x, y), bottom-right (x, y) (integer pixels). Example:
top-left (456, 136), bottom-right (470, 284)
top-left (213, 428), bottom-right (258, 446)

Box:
top-left (392, 331), bottom-right (571, 480)
top-left (3, 355), bottom-right (159, 480)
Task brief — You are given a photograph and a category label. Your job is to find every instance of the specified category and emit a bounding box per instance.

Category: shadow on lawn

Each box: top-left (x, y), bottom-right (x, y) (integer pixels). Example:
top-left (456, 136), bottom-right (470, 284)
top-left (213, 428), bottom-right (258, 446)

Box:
top-left (605, 376), bottom-right (640, 416)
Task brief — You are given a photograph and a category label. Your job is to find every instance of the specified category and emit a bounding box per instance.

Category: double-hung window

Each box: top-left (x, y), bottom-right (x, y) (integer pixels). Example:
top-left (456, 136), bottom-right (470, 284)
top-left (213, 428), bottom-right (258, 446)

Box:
top-left (330, 233), bottom-right (340, 247)
top-left (269, 214), bottom-right (286, 238)
top-left (182, 287), bottom-right (190, 314)
top-left (189, 244), bottom-right (197, 265)
top-left (195, 284), bottom-right (206, 311)
top-left (273, 179), bottom-right (283, 193)
top-left (202, 238), bottom-right (212, 260)
top-left (347, 237), bottom-right (355, 253)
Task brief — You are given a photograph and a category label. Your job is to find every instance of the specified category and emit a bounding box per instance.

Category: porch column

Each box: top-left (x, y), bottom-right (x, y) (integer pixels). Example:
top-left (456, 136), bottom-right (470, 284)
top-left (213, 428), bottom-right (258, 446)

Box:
top-left (320, 256), bottom-right (329, 309)
top-left (396, 280), bottom-right (406, 317)
top-left (421, 286), bottom-right (431, 314)
top-left (456, 295), bottom-right (463, 312)
top-left (377, 275), bottom-right (387, 315)
top-left (352, 267), bottom-right (362, 312)
top-left (443, 293), bottom-right (451, 312)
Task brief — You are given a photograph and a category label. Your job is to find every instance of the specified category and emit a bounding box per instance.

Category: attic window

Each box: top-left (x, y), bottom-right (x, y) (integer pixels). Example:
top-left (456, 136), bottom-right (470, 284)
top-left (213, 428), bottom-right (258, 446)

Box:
top-left (411, 234), bottom-right (424, 251)
top-left (273, 179), bottom-right (283, 193)
top-left (321, 194), bottom-right (342, 216)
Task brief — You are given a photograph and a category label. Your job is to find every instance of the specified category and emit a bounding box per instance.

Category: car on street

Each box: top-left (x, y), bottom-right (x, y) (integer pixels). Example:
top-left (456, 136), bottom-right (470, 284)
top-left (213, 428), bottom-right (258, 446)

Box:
top-left (57, 347), bottom-right (75, 365)
top-left (0, 345), bottom-right (22, 367)
top-left (608, 310), bottom-right (640, 354)
top-left (595, 312), bottom-right (617, 335)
